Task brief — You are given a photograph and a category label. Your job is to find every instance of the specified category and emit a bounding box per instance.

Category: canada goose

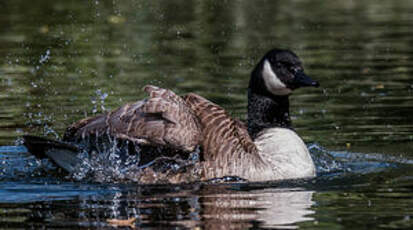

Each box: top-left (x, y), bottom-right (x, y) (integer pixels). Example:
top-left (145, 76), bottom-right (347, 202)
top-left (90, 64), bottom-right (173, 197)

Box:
top-left (23, 48), bottom-right (319, 183)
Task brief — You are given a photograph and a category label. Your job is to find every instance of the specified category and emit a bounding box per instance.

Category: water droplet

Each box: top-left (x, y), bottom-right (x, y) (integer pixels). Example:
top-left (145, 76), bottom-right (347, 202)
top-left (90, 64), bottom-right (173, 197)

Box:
top-left (39, 49), bottom-right (51, 64)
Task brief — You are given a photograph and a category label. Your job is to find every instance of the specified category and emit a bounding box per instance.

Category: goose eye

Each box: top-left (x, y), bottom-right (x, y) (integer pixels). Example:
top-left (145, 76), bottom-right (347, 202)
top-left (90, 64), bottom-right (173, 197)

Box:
top-left (289, 66), bottom-right (301, 73)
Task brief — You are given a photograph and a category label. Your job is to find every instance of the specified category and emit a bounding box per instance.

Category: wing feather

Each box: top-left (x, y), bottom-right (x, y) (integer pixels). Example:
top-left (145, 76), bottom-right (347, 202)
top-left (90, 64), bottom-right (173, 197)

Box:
top-left (63, 85), bottom-right (202, 152)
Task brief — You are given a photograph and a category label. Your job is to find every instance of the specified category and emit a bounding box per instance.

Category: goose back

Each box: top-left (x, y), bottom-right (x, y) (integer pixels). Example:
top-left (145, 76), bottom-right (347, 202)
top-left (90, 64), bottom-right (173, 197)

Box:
top-left (183, 93), bottom-right (275, 181)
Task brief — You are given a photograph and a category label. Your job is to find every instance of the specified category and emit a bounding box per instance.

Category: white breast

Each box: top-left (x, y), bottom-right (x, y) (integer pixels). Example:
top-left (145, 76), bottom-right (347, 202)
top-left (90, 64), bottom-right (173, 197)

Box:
top-left (254, 128), bottom-right (316, 180)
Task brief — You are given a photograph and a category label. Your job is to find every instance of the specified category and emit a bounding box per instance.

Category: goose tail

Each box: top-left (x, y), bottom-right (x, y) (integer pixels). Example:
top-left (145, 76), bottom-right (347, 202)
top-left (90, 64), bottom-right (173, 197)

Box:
top-left (23, 135), bottom-right (81, 173)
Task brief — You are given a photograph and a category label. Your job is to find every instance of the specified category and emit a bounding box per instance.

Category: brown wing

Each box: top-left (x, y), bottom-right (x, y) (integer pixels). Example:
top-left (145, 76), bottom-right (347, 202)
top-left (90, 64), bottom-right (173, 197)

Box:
top-left (63, 85), bottom-right (202, 152)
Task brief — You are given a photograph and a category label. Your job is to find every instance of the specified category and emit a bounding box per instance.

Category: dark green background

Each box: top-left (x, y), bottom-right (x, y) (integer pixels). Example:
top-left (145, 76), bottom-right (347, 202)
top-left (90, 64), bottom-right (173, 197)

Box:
top-left (1, 1), bottom-right (413, 229)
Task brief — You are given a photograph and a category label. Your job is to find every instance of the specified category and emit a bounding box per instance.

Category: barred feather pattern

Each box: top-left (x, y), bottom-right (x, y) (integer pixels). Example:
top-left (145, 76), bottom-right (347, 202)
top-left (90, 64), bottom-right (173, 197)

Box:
top-left (63, 85), bottom-right (202, 152)
top-left (183, 93), bottom-right (275, 181)
top-left (61, 86), bottom-right (312, 182)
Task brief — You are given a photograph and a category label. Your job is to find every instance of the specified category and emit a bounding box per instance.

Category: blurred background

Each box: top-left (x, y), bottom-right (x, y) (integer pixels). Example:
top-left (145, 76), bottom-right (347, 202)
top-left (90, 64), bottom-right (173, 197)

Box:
top-left (1, 0), bottom-right (412, 155)
top-left (1, 1), bottom-right (413, 229)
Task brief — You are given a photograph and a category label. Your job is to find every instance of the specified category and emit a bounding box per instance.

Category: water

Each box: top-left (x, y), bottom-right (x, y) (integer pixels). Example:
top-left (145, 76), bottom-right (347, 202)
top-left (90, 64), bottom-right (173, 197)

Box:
top-left (1, 0), bottom-right (413, 229)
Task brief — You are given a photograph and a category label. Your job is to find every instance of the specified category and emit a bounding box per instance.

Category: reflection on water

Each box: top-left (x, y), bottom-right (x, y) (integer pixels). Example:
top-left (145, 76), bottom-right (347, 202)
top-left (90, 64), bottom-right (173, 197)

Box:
top-left (1, 0), bottom-right (413, 229)
top-left (1, 144), bottom-right (413, 228)
top-left (1, 165), bottom-right (413, 229)
top-left (0, 181), bottom-right (315, 229)
top-left (200, 188), bottom-right (314, 229)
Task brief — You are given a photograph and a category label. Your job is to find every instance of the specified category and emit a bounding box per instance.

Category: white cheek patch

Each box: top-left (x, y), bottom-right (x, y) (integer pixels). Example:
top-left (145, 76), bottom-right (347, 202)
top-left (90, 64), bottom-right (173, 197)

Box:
top-left (262, 60), bottom-right (292, 95)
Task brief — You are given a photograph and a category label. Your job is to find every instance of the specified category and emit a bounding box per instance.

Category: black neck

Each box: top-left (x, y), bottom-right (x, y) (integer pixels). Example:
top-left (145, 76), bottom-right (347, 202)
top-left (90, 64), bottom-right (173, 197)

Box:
top-left (247, 89), bottom-right (291, 139)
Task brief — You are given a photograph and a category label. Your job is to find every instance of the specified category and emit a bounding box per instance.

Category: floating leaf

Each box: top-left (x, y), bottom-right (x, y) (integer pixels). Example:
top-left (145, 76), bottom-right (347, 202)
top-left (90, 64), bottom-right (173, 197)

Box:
top-left (107, 217), bottom-right (136, 227)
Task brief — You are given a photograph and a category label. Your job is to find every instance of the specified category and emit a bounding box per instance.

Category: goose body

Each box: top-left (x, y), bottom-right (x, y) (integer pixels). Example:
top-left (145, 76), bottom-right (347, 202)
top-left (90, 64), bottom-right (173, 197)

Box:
top-left (255, 128), bottom-right (316, 180)
top-left (24, 48), bottom-right (319, 183)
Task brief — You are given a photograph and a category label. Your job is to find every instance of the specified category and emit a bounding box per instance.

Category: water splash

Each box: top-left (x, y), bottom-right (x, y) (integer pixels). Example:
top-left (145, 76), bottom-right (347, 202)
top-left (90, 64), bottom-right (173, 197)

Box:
top-left (91, 89), bottom-right (109, 114)
top-left (24, 111), bottom-right (60, 139)
top-left (309, 144), bottom-right (347, 175)
top-left (2, 141), bottom-right (411, 183)
top-left (39, 49), bottom-right (51, 64)
top-left (66, 134), bottom-right (201, 183)
top-left (308, 143), bottom-right (412, 178)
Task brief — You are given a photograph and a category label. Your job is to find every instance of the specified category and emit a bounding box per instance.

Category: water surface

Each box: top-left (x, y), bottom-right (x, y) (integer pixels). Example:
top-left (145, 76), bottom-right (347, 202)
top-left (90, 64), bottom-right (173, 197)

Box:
top-left (1, 0), bottom-right (413, 229)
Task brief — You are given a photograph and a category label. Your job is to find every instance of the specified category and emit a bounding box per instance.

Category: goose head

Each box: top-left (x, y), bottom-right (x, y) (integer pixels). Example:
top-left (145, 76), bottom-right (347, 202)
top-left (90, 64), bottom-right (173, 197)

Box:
top-left (249, 49), bottom-right (319, 96)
